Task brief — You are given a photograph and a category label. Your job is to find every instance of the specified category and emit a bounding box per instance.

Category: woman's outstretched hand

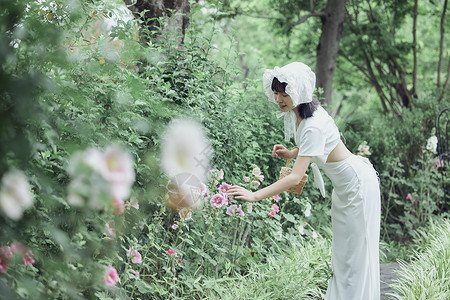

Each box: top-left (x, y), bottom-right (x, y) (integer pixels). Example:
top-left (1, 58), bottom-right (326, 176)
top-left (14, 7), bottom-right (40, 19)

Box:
top-left (228, 185), bottom-right (257, 202)
top-left (272, 144), bottom-right (297, 159)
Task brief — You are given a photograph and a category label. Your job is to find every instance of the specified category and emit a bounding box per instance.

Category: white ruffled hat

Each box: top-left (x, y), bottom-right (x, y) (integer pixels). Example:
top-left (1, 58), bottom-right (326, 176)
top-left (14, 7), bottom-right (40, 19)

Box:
top-left (262, 62), bottom-right (316, 141)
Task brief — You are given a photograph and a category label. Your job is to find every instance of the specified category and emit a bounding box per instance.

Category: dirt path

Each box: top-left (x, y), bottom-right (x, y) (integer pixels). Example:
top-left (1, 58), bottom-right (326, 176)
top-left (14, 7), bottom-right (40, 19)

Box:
top-left (380, 263), bottom-right (401, 299)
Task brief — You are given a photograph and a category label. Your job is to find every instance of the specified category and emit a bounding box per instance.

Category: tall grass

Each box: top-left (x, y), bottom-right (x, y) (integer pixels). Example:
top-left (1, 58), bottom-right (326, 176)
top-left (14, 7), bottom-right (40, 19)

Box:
top-left (204, 235), bottom-right (332, 299)
top-left (388, 217), bottom-right (450, 299)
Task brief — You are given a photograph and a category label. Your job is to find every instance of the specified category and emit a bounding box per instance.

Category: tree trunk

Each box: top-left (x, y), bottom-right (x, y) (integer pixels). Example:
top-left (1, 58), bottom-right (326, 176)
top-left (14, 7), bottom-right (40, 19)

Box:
top-left (315, 0), bottom-right (347, 108)
top-left (123, 0), bottom-right (190, 46)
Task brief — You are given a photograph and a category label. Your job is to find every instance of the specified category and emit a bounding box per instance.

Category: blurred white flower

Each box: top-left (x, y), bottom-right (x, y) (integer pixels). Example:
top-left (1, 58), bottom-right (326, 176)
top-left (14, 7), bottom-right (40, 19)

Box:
top-left (100, 146), bottom-right (135, 200)
top-left (312, 231), bottom-right (318, 239)
top-left (67, 146), bottom-right (135, 209)
top-left (426, 136), bottom-right (438, 154)
top-left (161, 118), bottom-right (211, 209)
top-left (0, 170), bottom-right (33, 220)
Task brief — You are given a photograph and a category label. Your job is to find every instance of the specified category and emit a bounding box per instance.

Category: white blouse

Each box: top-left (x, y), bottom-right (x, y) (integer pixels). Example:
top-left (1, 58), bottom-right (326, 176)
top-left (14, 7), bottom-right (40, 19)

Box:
top-left (294, 106), bottom-right (341, 197)
top-left (295, 106), bottom-right (340, 165)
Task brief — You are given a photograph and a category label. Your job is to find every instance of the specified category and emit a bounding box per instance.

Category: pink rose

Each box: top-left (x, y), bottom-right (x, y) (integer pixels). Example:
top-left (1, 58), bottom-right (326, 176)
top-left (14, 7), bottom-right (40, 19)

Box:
top-left (219, 183), bottom-right (231, 195)
top-left (210, 194), bottom-right (225, 208)
top-left (252, 167), bottom-right (261, 176)
top-left (104, 265), bottom-right (119, 286)
top-left (127, 247), bottom-right (142, 264)
top-left (269, 210), bottom-right (276, 217)
top-left (271, 204), bottom-right (280, 213)
top-left (273, 195), bottom-right (280, 203)
top-left (171, 224), bottom-right (178, 230)
top-left (253, 181), bottom-right (260, 188)
top-left (406, 193), bottom-right (412, 201)
top-left (243, 176), bottom-right (250, 182)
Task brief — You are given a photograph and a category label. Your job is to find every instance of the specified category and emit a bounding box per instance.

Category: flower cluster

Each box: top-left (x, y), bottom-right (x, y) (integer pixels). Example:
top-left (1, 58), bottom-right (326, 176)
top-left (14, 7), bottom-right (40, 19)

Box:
top-left (67, 146), bottom-right (135, 214)
top-left (269, 204), bottom-right (279, 217)
top-left (357, 141), bottom-right (372, 157)
top-left (0, 170), bottom-right (33, 221)
top-left (0, 242), bottom-right (35, 274)
top-left (242, 165), bottom-right (264, 189)
top-left (226, 204), bottom-right (245, 217)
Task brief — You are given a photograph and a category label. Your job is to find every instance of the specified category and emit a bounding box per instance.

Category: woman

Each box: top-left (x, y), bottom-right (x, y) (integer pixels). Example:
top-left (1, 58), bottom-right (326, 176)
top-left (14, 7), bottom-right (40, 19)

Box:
top-left (228, 62), bottom-right (381, 300)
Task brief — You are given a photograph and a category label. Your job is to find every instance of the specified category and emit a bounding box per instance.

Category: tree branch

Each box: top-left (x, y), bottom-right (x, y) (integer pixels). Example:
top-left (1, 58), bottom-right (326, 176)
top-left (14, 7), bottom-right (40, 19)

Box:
top-left (290, 11), bottom-right (325, 27)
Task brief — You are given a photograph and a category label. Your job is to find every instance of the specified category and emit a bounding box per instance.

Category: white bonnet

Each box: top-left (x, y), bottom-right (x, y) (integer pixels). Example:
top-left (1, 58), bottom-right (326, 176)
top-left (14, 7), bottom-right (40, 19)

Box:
top-left (263, 62), bottom-right (316, 106)
top-left (262, 62), bottom-right (316, 141)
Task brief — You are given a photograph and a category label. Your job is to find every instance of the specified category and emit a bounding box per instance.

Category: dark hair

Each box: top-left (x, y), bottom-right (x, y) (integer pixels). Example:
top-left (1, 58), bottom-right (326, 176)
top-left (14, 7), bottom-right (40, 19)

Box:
top-left (272, 77), bottom-right (319, 119)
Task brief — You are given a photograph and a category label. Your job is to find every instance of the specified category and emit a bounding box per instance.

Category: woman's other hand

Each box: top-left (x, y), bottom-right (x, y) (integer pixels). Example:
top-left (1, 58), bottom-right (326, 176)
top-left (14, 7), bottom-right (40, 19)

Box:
top-left (272, 144), bottom-right (297, 159)
top-left (228, 185), bottom-right (257, 202)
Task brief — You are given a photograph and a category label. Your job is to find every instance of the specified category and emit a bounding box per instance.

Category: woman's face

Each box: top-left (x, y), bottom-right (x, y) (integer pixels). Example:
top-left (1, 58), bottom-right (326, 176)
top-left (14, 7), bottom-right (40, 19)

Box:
top-left (273, 91), bottom-right (294, 112)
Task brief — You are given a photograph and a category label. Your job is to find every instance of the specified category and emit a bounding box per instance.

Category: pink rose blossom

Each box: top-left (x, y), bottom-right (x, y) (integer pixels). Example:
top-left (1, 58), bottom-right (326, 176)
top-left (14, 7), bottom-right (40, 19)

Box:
top-left (273, 195), bottom-right (280, 203)
top-left (227, 204), bottom-right (245, 217)
top-left (127, 247), bottom-right (142, 264)
top-left (253, 181), bottom-right (260, 188)
top-left (271, 204), bottom-right (280, 213)
top-left (252, 167), bottom-right (261, 176)
top-left (257, 175), bottom-right (264, 182)
top-left (131, 270), bottom-right (139, 278)
top-left (406, 193), bottom-right (412, 201)
top-left (171, 224), bottom-right (178, 230)
top-left (166, 249), bottom-right (177, 256)
top-left (226, 205), bottom-right (237, 216)
top-left (414, 200), bottom-right (418, 204)
top-left (210, 194), bottom-right (225, 208)
top-left (269, 210), bottom-right (276, 217)
top-left (106, 222), bottom-right (116, 237)
top-left (243, 176), bottom-right (250, 182)
top-left (104, 265), bottom-right (119, 286)
top-left (219, 183), bottom-right (231, 194)
top-left (177, 258), bottom-right (183, 263)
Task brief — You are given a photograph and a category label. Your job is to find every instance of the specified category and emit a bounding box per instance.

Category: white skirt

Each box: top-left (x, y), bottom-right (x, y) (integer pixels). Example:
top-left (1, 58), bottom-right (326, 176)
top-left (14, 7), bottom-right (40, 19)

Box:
top-left (323, 155), bottom-right (381, 300)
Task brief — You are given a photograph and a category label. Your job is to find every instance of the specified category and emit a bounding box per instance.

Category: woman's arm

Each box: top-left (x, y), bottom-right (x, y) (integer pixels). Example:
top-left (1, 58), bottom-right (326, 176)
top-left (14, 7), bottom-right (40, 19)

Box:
top-left (228, 156), bottom-right (312, 202)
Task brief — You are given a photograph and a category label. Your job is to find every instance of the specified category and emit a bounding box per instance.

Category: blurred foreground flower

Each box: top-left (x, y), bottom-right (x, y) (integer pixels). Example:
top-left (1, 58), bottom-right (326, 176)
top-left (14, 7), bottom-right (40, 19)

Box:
top-left (161, 118), bottom-right (211, 210)
top-left (0, 170), bottom-right (33, 221)
top-left (104, 265), bottom-right (119, 286)
top-left (67, 146), bottom-right (135, 211)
